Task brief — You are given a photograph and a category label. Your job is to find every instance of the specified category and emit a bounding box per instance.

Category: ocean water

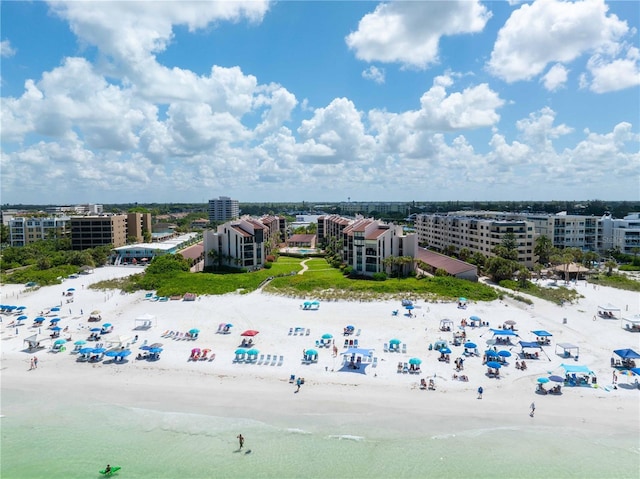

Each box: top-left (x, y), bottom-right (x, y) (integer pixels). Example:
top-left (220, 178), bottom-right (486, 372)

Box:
top-left (1, 387), bottom-right (638, 479)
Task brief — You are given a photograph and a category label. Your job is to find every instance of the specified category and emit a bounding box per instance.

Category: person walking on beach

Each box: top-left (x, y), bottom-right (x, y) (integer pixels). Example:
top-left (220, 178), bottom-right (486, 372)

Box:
top-left (237, 434), bottom-right (244, 450)
top-left (33, 356), bottom-right (38, 369)
top-left (296, 377), bottom-right (302, 393)
top-left (29, 357), bottom-right (34, 370)
top-left (477, 386), bottom-right (483, 399)
top-left (530, 402), bottom-right (535, 417)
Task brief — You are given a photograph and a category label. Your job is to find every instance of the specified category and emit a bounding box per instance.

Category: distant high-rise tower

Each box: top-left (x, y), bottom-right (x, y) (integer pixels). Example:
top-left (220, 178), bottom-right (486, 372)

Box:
top-left (208, 196), bottom-right (239, 222)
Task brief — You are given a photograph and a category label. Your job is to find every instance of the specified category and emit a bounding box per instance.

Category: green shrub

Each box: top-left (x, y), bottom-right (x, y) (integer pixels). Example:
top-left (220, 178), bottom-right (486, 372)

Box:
top-left (264, 262), bottom-right (273, 269)
top-left (372, 272), bottom-right (387, 281)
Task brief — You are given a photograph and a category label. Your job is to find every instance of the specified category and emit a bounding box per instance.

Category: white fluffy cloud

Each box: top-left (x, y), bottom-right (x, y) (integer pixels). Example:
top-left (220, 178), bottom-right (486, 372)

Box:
top-left (346, 1), bottom-right (490, 69)
top-left (541, 64), bottom-right (569, 91)
top-left (362, 66), bottom-right (385, 84)
top-left (489, 0), bottom-right (630, 83)
top-left (1, 39), bottom-right (16, 57)
top-left (586, 46), bottom-right (640, 93)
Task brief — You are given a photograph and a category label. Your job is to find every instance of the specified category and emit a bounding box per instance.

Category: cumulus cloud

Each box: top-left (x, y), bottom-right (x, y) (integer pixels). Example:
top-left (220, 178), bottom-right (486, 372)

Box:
top-left (1, 39), bottom-right (16, 57)
top-left (362, 66), bottom-right (385, 84)
top-left (346, 1), bottom-right (490, 69)
top-left (488, 0), bottom-right (629, 82)
top-left (541, 64), bottom-right (569, 91)
top-left (586, 46), bottom-right (640, 93)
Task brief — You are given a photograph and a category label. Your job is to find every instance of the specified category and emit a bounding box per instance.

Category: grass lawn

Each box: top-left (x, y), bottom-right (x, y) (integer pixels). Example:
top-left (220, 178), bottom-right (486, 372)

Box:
top-left (498, 279), bottom-right (583, 305)
top-left (588, 273), bottom-right (640, 292)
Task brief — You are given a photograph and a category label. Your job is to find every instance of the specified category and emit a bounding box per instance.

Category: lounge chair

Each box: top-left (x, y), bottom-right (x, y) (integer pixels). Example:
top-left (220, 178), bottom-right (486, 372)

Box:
top-left (305, 329), bottom-right (310, 336)
top-left (270, 355), bottom-right (277, 366)
top-left (402, 344), bottom-right (407, 354)
top-left (265, 354), bottom-right (271, 365)
top-left (277, 355), bottom-right (284, 366)
top-left (397, 362), bottom-right (403, 373)
top-left (384, 343), bottom-right (389, 353)
top-left (428, 379), bottom-right (436, 390)
top-left (356, 329), bottom-right (361, 336)
top-left (403, 363), bottom-right (409, 374)
top-left (161, 330), bottom-right (169, 337)
top-left (289, 374), bottom-right (296, 383)
top-left (420, 379), bottom-right (427, 390)
top-left (354, 339), bottom-right (359, 348)
top-left (372, 357), bottom-right (378, 368)
top-left (209, 353), bottom-right (215, 362)
top-left (344, 339), bottom-right (349, 348)
top-left (257, 354), bottom-right (265, 365)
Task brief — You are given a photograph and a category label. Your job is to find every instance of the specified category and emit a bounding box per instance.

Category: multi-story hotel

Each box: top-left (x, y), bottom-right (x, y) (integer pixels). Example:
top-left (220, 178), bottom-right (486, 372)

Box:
top-left (126, 212), bottom-right (153, 243)
top-left (8, 216), bottom-right (70, 246)
top-left (599, 213), bottom-right (640, 254)
top-left (208, 196), bottom-right (239, 222)
top-left (415, 213), bottom-right (536, 267)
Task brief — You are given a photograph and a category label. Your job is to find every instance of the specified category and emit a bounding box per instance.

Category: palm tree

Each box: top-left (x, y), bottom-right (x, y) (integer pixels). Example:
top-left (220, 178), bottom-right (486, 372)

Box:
top-left (604, 260), bottom-right (617, 276)
top-left (534, 235), bottom-right (553, 265)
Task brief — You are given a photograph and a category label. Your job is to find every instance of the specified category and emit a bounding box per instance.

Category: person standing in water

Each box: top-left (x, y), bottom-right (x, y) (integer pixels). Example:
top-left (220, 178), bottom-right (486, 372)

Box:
top-left (237, 433), bottom-right (244, 450)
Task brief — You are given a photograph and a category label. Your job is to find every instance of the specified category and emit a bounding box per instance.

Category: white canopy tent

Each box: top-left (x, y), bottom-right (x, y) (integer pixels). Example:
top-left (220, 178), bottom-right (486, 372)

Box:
top-left (597, 303), bottom-right (621, 319)
top-left (134, 313), bottom-right (156, 329)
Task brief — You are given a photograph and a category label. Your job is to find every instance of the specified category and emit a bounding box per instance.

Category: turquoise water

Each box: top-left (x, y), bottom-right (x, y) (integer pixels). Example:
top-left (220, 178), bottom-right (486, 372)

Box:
top-left (2, 387), bottom-right (638, 479)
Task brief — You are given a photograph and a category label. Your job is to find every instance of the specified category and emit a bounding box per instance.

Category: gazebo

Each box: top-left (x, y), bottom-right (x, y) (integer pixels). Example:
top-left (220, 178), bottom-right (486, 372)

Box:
top-left (531, 330), bottom-right (552, 345)
top-left (597, 303), bottom-right (621, 319)
top-left (439, 319), bottom-right (453, 332)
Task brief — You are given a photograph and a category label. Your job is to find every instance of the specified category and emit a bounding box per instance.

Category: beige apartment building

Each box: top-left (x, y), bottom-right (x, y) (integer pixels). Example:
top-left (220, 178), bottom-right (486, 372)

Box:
top-left (126, 212), bottom-right (152, 243)
top-left (8, 216), bottom-right (70, 246)
top-left (70, 215), bottom-right (128, 250)
top-left (415, 214), bottom-right (536, 267)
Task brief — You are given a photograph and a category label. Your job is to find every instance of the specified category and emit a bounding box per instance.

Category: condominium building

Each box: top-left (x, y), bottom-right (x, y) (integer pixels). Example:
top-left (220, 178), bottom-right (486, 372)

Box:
top-left (208, 196), bottom-right (239, 222)
top-left (8, 216), bottom-right (70, 246)
top-left (599, 213), bottom-right (640, 254)
top-left (415, 213), bottom-right (536, 267)
top-left (204, 216), bottom-right (279, 270)
top-left (126, 212), bottom-right (152, 243)
top-left (519, 214), bottom-right (598, 250)
top-left (317, 215), bottom-right (418, 276)
top-left (339, 202), bottom-right (409, 216)
top-left (70, 215), bottom-right (128, 250)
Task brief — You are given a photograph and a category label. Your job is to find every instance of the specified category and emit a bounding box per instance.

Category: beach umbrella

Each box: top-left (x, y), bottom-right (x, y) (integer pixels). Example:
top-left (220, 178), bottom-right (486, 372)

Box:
top-left (537, 377), bottom-right (550, 384)
top-left (235, 348), bottom-right (248, 355)
top-left (54, 339), bottom-right (67, 345)
top-left (67, 288), bottom-right (75, 291)
top-left (305, 349), bottom-right (318, 356)
top-left (17, 315), bottom-right (28, 321)
top-left (50, 318), bottom-right (61, 323)
top-left (322, 333), bottom-right (333, 340)
top-left (346, 325), bottom-right (355, 330)
top-left (630, 368), bottom-right (640, 376)
top-left (51, 326), bottom-right (62, 332)
top-left (486, 361), bottom-right (502, 369)
top-left (50, 307), bottom-right (61, 312)
top-left (7, 305), bottom-right (16, 310)
top-left (118, 349), bottom-right (132, 357)
top-left (90, 327), bottom-right (102, 332)
top-left (389, 338), bottom-right (401, 345)
top-left (16, 306), bottom-right (26, 310)
top-left (91, 310), bottom-right (101, 315)
top-left (34, 317), bottom-right (46, 323)
top-left (470, 315), bottom-right (481, 321)
top-left (485, 350), bottom-right (499, 357)
top-left (92, 348), bottom-right (106, 354)
top-left (504, 320), bottom-right (516, 326)
top-left (189, 328), bottom-right (200, 335)
top-left (102, 323), bottom-right (112, 328)
top-left (149, 348), bottom-right (163, 354)
top-left (464, 342), bottom-right (477, 349)
top-left (241, 330), bottom-right (259, 337)
top-left (191, 348), bottom-right (201, 354)
top-left (548, 375), bottom-right (564, 383)
top-left (226, 323), bottom-right (233, 328)
top-left (74, 340), bottom-right (87, 345)
top-left (409, 358), bottom-right (422, 365)
top-left (79, 347), bottom-right (94, 355)
top-left (105, 350), bottom-right (120, 357)
top-left (440, 347), bottom-right (452, 355)
top-left (405, 304), bottom-right (415, 310)
top-left (459, 297), bottom-right (467, 302)
top-left (498, 350), bottom-right (512, 357)
top-left (247, 349), bottom-right (259, 356)
top-left (150, 343), bottom-right (163, 348)
top-left (140, 345), bottom-right (152, 350)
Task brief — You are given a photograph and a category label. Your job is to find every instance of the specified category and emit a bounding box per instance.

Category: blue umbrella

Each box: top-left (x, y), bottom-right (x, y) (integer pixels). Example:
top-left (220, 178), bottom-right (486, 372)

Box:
top-left (16, 306), bottom-right (26, 310)
top-left (346, 325), bottom-right (355, 330)
top-left (140, 345), bottom-right (152, 350)
top-left (54, 339), bottom-right (67, 345)
top-left (305, 349), bottom-right (318, 356)
top-left (119, 349), bottom-right (132, 357)
top-left (470, 315), bottom-right (481, 321)
top-left (102, 323), bottom-right (112, 328)
top-left (405, 305), bottom-right (415, 310)
top-left (464, 342), bottom-right (477, 349)
top-left (92, 348), bottom-right (106, 354)
top-left (537, 377), bottom-right (550, 384)
top-left (34, 317), bottom-right (46, 323)
top-left (247, 349), bottom-right (259, 356)
top-left (189, 328), bottom-right (200, 335)
top-left (67, 288), bottom-right (75, 291)
top-left (226, 323), bottom-right (233, 328)
top-left (74, 340), bottom-right (87, 345)
top-left (105, 350), bottom-right (120, 357)
top-left (50, 318), bottom-right (61, 323)
top-left (440, 347), bottom-right (452, 354)
top-left (17, 315), bottom-right (28, 321)
top-left (498, 350), bottom-right (511, 357)
top-left (389, 338), bottom-right (401, 345)
top-left (486, 361), bottom-right (502, 369)
top-left (51, 326), bottom-right (62, 331)
top-left (79, 347), bottom-right (94, 354)
top-left (51, 307), bottom-right (61, 312)
top-left (149, 348), bottom-right (163, 354)
top-left (235, 348), bottom-right (248, 355)
top-left (90, 327), bottom-right (102, 332)
top-left (409, 357), bottom-right (422, 365)
top-left (548, 375), bottom-right (564, 383)
top-left (459, 297), bottom-right (467, 302)
top-left (485, 350), bottom-right (499, 357)
top-left (322, 333), bottom-right (333, 340)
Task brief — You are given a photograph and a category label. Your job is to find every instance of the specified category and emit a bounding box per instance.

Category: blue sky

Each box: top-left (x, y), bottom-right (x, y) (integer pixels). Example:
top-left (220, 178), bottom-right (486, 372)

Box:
top-left (1, 0), bottom-right (638, 205)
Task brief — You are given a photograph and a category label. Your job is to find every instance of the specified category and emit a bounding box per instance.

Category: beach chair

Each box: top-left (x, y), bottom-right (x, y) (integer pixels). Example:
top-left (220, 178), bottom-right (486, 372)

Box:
top-left (290, 374), bottom-right (296, 383)
top-left (288, 328), bottom-right (293, 336)
top-left (356, 329), bottom-right (361, 337)
top-left (305, 329), bottom-right (310, 336)
top-left (270, 355), bottom-right (277, 366)
top-left (277, 355), bottom-right (284, 366)
top-left (402, 344), bottom-right (407, 354)
top-left (257, 354), bottom-right (264, 365)
top-left (315, 340), bottom-right (321, 348)
top-left (354, 339), bottom-right (359, 348)
top-left (397, 362), bottom-right (403, 373)
top-left (209, 353), bottom-right (215, 362)
top-left (161, 330), bottom-right (169, 337)
top-left (384, 343), bottom-right (389, 353)
top-left (265, 354), bottom-right (271, 365)
top-left (403, 362), bottom-right (409, 373)
top-left (344, 339), bottom-right (349, 348)
top-left (372, 357), bottom-right (378, 368)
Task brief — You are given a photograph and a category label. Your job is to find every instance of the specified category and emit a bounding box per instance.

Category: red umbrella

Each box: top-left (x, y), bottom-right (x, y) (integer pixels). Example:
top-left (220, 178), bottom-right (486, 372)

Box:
top-left (241, 330), bottom-right (259, 337)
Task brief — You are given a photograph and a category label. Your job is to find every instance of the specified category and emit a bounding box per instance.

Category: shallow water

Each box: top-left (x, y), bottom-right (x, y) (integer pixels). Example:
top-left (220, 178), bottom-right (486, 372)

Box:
top-left (2, 387), bottom-right (638, 479)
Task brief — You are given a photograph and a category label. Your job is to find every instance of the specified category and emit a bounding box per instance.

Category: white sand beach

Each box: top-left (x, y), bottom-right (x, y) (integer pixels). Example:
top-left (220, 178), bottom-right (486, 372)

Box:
top-left (1, 266), bottom-right (639, 478)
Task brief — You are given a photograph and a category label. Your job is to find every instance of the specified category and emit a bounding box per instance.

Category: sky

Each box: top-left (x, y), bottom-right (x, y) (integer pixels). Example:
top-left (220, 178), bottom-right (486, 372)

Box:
top-left (1, 0), bottom-right (639, 205)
